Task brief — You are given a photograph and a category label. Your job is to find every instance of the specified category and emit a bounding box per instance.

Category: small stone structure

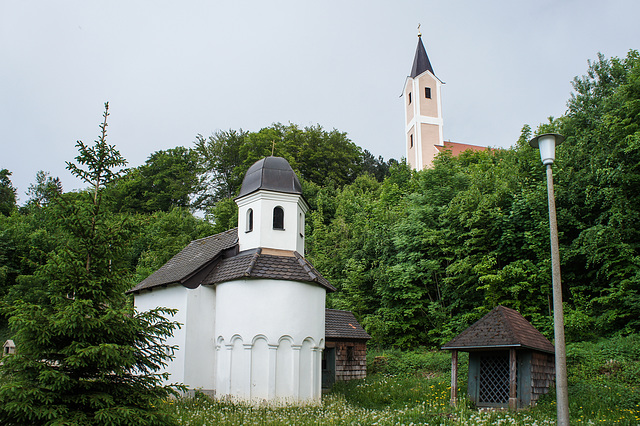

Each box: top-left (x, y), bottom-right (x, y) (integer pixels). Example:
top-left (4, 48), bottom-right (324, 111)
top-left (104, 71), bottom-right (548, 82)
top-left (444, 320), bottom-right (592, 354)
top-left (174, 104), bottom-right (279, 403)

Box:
top-left (322, 309), bottom-right (371, 389)
top-left (442, 306), bottom-right (555, 409)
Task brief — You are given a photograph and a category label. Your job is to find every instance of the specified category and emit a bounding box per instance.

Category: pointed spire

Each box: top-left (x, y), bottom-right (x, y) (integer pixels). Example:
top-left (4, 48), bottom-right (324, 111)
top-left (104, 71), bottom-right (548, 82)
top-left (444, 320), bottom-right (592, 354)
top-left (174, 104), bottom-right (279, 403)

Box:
top-left (410, 32), bottom-right (434, 78)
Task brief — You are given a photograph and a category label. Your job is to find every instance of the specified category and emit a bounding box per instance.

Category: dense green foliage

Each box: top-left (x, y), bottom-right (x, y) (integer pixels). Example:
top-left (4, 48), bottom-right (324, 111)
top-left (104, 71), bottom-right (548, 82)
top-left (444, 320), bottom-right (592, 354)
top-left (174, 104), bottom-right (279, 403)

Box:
top-left (0, 169), bottom-right (17, 216)
top-left (194, 123), bottom-right (392, 209)
top-left (105, 147), bottom-right (204, 214)
top-left (305, 50), bottom-right (640, 348)
top-left (0, 104), bottom-right (180, 425)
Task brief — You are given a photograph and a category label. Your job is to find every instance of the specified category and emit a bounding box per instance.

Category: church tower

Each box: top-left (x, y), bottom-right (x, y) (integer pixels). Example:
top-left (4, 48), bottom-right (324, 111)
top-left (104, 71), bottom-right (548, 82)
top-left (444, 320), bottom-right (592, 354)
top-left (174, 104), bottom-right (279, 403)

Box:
top-left (403, 32), bottom-right (444, 170)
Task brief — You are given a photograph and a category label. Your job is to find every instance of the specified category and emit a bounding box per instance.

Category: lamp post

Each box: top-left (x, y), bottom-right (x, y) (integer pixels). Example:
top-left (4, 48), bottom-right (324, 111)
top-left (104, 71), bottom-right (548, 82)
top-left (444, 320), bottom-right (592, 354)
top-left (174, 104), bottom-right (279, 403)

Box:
top-left (529, 133), bottom-right (569, 426)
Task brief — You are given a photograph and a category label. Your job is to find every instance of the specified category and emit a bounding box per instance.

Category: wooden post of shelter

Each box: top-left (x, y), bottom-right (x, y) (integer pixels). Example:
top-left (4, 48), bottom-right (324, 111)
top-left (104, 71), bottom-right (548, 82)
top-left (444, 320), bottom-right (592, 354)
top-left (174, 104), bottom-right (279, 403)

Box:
top-left (509, 348), bottom-right (517, 410)
top-left (450, 349), bottom-right (458, 405)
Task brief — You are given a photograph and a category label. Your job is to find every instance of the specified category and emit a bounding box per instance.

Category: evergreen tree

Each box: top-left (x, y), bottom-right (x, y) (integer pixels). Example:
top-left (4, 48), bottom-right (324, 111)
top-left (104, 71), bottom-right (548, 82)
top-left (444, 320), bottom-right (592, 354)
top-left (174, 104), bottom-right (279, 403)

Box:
top-left (0, 103), bottom-right (180, 425)
top-left (0, 169), bottom-right (17, 216)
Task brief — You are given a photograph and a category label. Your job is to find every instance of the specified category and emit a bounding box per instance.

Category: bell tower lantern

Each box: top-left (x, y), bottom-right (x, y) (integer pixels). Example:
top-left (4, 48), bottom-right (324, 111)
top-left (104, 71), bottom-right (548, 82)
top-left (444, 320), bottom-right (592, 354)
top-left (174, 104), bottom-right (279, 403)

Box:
top-left (235, 157), bottom-right (308, 254)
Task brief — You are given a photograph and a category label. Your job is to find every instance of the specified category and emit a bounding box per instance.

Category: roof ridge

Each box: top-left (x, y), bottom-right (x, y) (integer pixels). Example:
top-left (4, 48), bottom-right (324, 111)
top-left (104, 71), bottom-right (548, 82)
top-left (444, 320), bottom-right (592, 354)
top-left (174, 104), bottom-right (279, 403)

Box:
top-left (294, 252), bottom-right (317, 281)
top-left (244, 248), bottom-right (261, 276)
top-left (496, 306), bottom-right (519, 345)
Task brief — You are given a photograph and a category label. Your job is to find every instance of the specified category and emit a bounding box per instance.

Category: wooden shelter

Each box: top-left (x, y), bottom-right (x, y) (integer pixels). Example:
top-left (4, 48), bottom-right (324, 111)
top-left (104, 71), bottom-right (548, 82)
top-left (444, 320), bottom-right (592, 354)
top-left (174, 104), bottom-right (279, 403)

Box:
top-left (322, 309), bottom-right (371, 389)
top-left (3, 340), bottom-right (15, 356)
top-left (442, 306), bottom-right (555, 409)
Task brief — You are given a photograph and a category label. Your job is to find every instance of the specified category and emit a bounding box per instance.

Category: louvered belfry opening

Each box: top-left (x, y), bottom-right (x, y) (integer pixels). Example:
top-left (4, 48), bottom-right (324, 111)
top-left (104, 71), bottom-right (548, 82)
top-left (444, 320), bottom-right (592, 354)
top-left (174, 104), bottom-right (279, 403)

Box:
top-left (479, 353), bottom-right (514, 404)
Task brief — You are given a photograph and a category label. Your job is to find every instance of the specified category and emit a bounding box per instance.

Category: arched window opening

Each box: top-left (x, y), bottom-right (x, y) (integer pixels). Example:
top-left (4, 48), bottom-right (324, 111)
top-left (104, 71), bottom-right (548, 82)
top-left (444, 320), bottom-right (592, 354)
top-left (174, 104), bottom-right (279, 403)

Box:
top-left (299, 212), bottom-right (304, 237)
top-left (246, 208), bottom-right (253, 232)
top-left (273, 206), bottom-right (284, 230)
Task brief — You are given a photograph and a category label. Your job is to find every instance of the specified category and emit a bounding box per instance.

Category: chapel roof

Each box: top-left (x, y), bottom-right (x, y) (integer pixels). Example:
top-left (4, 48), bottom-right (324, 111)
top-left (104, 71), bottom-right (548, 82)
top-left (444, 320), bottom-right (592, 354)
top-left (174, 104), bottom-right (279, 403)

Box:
top-left (202, 248), bottom-right (336, 292)
top-left (410, 35), bottom-right (435, 78)
top-left (237, 156), bottom-right (303, 199)
top-left (127, 228), bottom-right (238, 293)
top-left (127, 229), bottom-right (335, 294)
top-left (441, 306), bottom-right (555, 354)
top-left (325, 309), bottom-right (371, 340)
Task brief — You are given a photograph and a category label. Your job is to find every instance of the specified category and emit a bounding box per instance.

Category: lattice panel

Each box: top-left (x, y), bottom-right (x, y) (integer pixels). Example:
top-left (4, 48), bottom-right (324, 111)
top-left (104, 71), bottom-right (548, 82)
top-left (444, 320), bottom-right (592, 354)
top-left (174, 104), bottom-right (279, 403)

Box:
top-left (478, 355), bottom-right (510, 404)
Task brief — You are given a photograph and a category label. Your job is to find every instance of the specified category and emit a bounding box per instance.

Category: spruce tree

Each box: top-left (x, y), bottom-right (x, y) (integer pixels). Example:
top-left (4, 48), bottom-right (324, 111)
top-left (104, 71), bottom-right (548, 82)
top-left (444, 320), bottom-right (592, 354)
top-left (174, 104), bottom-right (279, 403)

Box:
top-left (0, 103), bottom-right (180, 425)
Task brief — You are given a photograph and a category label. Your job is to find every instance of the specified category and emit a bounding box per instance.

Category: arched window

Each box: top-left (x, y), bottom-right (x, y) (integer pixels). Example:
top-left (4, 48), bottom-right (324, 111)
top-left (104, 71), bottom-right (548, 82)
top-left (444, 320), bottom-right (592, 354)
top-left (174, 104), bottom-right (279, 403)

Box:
top-left (246, 208), bottom-right (253, 232)
top-left (299, 212), bottom-right (304, 237)
top-left (273, 206), bottom-right (284, 230)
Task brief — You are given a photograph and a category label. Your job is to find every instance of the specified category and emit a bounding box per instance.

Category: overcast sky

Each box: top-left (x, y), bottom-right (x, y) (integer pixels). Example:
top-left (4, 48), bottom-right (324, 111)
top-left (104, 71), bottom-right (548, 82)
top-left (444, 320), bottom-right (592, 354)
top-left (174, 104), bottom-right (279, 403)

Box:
top-left (2, 1), bottom-right (639, 202)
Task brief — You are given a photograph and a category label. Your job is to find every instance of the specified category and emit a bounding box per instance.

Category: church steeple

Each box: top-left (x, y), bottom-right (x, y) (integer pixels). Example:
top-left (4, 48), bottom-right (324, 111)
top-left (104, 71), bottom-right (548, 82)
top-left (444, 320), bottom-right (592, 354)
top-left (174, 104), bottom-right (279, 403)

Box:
top-left (403, 32), bottom-right (444, 170)
top-left (410, 35), bottom-right (434, 78)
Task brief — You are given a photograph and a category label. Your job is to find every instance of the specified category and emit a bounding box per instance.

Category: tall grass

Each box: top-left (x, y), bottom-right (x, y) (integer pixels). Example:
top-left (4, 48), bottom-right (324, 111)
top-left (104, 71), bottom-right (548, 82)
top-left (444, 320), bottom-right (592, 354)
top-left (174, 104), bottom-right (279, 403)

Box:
top-left (163, 338), bottom-right (640, 425)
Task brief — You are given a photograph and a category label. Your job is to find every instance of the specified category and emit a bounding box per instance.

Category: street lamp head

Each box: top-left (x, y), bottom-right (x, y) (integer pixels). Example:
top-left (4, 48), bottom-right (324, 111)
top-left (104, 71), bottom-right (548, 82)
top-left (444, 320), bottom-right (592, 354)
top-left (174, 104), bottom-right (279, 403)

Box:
top-left (529, 133), bottom-right (565, 166)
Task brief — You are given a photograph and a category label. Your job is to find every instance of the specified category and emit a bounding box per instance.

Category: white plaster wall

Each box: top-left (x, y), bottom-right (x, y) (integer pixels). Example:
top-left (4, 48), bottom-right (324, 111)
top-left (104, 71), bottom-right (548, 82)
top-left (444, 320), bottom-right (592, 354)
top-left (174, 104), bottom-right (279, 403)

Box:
top-left (236, 191), bottom-right (307, 254)
top-left (215, 278), bottom-right (325, 402)
top-left (134, 285), bottom-right (217, 393)
top-left (216, 279), bottom-right (324, 344)
top-left (183, 285), bottom-right (217, 392)
top-left (134, 285), bottom-right (188, 386)
top-left (251, 337), bottom-right (270, 399)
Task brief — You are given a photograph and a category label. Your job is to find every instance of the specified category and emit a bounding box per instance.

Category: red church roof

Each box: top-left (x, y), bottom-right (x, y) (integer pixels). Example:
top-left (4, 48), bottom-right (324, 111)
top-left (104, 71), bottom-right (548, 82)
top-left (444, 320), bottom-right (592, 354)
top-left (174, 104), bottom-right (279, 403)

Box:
top-left (436, 141), bottom-right (490, 156)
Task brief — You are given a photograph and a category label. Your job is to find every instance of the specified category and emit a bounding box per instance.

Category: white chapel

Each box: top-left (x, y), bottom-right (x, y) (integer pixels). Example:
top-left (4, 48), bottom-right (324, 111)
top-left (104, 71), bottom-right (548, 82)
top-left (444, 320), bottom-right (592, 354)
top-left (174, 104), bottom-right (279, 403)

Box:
top-left (129, 157), bottom-right (338, 403)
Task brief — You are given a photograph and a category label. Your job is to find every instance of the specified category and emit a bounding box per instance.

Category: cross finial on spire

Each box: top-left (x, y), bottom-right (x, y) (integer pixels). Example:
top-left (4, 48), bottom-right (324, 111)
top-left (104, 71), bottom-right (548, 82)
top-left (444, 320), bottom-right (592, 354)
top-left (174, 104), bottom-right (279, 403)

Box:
top-left (417, 23), bottom-right (422, 38)
top-left (271, 140), bottom-right (276, 156)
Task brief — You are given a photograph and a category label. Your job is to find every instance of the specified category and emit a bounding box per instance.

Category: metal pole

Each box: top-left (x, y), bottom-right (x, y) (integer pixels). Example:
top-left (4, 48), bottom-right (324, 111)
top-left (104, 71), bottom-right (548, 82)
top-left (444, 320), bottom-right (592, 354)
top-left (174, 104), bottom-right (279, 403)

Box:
top-left (545, 164), bottom-right (570, 426)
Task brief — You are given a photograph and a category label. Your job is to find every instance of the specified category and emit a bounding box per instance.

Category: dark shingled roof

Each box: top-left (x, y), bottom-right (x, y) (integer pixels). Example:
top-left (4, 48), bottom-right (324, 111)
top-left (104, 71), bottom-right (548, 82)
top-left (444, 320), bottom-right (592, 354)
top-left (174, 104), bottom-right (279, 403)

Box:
top-left (410, 36), bottom-right (434, 78)
top-left (127, 228), bottom-right (238, 293)
top-left (202, 248), bottom-right (336, 292)
top-left (325, 309), bottom-right (371, 340)
top-left (237, 156), bottom-right (303, 198)
top-left (441, 306), bottom-right (555, 354)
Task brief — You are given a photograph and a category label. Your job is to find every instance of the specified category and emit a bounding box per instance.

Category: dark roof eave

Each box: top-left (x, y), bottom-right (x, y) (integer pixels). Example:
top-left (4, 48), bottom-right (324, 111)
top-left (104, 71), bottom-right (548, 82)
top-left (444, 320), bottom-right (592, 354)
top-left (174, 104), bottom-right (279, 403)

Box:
top-left (205, 274), bottom-right (335, 292)
top-left (441, 343), bottom-right (555, 354)
top-left (127, 281), bottom-right (180, 295)
top-left (234, 188), bottom-right (310, 209)
top-left (325, 336), bottom-right (371, 341)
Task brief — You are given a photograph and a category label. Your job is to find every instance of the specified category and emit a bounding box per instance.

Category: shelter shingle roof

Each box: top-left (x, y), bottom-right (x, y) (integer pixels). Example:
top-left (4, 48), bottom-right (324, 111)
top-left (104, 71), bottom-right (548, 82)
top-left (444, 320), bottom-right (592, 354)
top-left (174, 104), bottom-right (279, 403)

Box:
top-left (127, 228), bottom-right (238, 293)
top-left (325, 309), bottom-right (371, 340)
top-left (202, 249), bottom-right (336, 292)
top-left (441, 306), bottom-right (555, 354)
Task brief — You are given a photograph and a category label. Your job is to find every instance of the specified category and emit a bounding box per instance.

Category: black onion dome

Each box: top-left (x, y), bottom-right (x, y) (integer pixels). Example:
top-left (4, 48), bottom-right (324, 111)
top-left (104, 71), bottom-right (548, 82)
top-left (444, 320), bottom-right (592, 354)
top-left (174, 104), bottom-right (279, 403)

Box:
top-left (238, 157), bottom-right (303, 198)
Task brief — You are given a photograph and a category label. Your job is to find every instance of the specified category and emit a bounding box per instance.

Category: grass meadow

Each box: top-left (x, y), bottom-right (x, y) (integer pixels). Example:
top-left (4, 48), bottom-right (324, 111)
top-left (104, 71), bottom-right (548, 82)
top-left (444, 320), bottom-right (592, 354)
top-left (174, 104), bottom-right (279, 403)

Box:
top-left (163, 336), bottom-right (640, 425)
